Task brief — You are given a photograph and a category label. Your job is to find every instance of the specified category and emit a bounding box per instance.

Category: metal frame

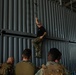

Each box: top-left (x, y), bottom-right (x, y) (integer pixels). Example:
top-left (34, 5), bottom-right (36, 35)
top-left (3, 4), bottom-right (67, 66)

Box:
top-left (0, 29), bottom-right (76, 43)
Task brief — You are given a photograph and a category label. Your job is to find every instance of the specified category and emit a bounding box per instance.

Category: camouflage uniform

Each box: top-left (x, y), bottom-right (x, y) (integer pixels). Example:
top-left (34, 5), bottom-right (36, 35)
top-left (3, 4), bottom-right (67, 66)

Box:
top-left (33, 24), bottom-right (46, 58)
top-left (15, 61), bottom-right (35, 75)
top-left (35, 61), bottom-right (70, 75)
top-left (33, 37), bottom-right (42, 58)
top-left (0, 63), bottom-right (14, 75)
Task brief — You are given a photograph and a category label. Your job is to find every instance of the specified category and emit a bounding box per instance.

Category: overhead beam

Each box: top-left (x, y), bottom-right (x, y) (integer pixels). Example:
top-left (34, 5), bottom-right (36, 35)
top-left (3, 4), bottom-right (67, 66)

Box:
top-left (65, 0), bottom-right (76, 6)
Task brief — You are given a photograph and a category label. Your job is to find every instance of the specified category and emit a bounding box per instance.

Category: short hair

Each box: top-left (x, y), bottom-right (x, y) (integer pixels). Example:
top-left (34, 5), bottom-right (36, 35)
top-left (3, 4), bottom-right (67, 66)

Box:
top-left (22, 49), bottom-right (31, 59)
top-left (7, 57), bottom-right (14, 64)
top-left (49, 48), bottom-right (62, 61)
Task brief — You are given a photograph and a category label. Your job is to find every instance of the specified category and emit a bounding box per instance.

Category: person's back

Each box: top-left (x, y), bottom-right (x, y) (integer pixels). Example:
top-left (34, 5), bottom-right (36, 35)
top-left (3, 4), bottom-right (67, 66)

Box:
top-left (42, 61), bottom-right (68, 75)
top-left (0, 57), bottom-right (14, 75)
top-left (35, 48), bottom-right (70, 75)
top-left (15, 49), bottom-right (35, 75)
top-left (0, 63), bottom-right (9, 75)
top-left (15, 61), bottom-right (35, 75)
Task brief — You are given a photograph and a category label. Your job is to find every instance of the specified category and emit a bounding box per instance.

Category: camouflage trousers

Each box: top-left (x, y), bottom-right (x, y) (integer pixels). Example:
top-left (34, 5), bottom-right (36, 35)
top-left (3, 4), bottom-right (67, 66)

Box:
top-left (32, 37), bottom-right (42, 58)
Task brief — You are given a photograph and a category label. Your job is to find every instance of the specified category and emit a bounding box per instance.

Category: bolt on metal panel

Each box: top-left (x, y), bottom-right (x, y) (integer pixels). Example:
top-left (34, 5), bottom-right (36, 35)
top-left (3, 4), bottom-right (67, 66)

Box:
top-left (46, 0), bottom-right (50, 36)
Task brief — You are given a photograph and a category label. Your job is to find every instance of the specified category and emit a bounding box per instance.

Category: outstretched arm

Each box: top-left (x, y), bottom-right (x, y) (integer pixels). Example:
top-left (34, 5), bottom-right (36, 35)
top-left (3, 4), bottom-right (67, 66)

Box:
top-left (35, 17), bottom-right (41, 25)
top-left (35, 17), bottom-right (47, 39)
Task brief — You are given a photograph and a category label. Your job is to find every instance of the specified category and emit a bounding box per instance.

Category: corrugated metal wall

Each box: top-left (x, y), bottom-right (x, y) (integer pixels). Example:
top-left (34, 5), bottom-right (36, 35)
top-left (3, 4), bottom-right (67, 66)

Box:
top-left (0, 0), bottom-right (76, 71)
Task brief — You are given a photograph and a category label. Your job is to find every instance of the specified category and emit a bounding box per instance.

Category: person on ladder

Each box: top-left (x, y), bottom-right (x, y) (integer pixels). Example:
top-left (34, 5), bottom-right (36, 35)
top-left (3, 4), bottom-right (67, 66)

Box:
top-left (33, 17), bottom-right (47, 58)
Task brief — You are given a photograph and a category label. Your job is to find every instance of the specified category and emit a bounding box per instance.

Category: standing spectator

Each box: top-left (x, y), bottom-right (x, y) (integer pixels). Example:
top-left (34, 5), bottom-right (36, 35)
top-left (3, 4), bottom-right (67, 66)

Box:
top-left (15, 49), bottom-right (35, 75)
top-left (0, 57), bottom-right (14, 75)
top-left (35, 48), bottom-right (70, 75)
top-left (33, 17), bottom-right (46, 58)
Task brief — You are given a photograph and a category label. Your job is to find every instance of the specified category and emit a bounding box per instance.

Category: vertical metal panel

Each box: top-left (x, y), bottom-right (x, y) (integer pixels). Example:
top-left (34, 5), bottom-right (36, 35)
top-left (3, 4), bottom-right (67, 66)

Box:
top-left (0, 0), bottom-right (2, 29)
top-left (26, 0), bottom-right (30, 33)
top-left (31, 38), bottom-right (35, 64)
top-left (57, 4), bottom-right (60, 38)
top-left (49, 1), bottom-right (54, 37)
top-left (69, 43), bottom-right (76, 71)
top-left (3, 37), bottom-right (8, 62)
top-left (66, 9), bottom-right (70, 40)
top-left (23, 38), bottom-right (27, 50)
top-left (14, 0), bottom-right (18, 31)
top-left (68, 11), bottom-right (73, 41)
top-left (53, 3), bottom-right (57, 37)
top-left (9, 37), bottom-right (14, 57)
top-left (69, 12), bottom-right (72, 41)
top-left (60, 6), bottom-right (64, 39)
top-left (41, 0), bottom-right (47, 35)
top-left (0, 36), bottom-right (2, 63)
top-left (8, 0), bottom-right (13, 30)
top-left (23, 0), bottom-right (26, 32)
top-left (14, 37), bottom-right (19, 64)
top-left (3, 0), bottom-right (8, 29)
top-left (19, 38), bottom-right (23, 61)
top-left (51, 2), bottom-right (55, 37)
top-left (62, 7), bottom-right (66, 39)
top-left (53, 3), bottom-right (58, 37)
top-left (18, 0), bottom-right (22, 32)
top-left (58, 5), bottom-right (62, 38)
top-left (72, 13), bottom-right (74, 41)
top-left (0, 32), bottom-right (4, 63)
top-left (73, 13), bottom-right (76, 41)
top-left (30, 0), bottom-right (34, 34)
top-left (48, 1), bottom-right (52, 36)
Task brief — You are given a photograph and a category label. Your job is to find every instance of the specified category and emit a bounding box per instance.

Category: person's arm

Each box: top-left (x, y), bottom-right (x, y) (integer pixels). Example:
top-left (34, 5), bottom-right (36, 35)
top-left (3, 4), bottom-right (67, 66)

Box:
top-left (42, 32), bottom-right (47, 37)
top-left (35, 17), bottom-right (41, 25)
top-left (35, 17), bottom-right (47, 39)
top-left (40, 32), bottom-right (47, 39)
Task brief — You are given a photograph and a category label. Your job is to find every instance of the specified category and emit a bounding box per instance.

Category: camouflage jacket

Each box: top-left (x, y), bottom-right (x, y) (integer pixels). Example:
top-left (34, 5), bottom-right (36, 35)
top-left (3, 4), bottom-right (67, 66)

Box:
top-left (35, 61), bottom-right (70, 75)
top-left (0, 63), bottom-right (14, 75)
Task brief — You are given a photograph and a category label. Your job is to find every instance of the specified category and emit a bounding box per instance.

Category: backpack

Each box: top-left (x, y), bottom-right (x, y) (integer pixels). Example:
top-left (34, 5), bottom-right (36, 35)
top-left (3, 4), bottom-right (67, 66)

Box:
top-left (0, 63), bottom-right (14, 75)
top-left (42, 63), bottom-right (66, 75)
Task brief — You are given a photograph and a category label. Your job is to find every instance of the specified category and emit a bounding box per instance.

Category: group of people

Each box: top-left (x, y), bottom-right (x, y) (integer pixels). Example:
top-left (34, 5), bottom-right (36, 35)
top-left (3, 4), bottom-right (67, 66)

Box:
top-left (0, 48), bottom-right (70, 75)
top-left (0, 18), bottom-right (70, 75)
